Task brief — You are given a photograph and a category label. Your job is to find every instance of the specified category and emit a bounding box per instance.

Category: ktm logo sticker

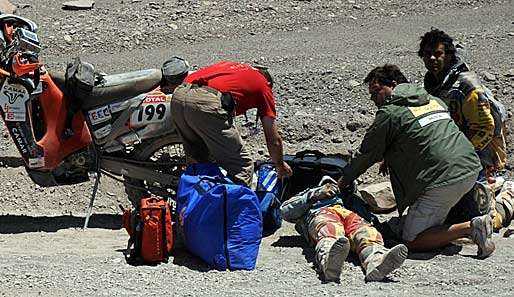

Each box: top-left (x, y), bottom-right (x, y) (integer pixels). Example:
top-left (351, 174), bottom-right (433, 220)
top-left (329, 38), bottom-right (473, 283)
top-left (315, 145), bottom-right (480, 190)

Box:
top-left (4, 90), bottom-right (23, 104)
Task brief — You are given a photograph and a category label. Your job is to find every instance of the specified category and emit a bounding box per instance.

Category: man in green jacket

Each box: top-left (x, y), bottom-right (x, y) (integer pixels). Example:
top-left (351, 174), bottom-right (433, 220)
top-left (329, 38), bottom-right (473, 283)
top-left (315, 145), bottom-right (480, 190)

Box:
top-left (338, 64), bottom-right (495, 258)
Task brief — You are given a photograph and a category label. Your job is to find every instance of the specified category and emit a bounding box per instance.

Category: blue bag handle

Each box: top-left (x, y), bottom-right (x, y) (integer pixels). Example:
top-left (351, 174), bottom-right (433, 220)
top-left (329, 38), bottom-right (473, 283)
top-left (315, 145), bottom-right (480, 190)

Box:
top-left (193, 175), bottom-right (235, 195)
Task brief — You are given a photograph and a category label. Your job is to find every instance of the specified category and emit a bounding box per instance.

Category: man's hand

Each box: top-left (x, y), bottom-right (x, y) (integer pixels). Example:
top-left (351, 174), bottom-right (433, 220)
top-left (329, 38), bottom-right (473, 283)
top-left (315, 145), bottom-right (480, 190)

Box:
top-left (311, 183), bottom-right (340, 201)
top-left (378, 160), bottom-right (388, 176)
top-left (276, 161), bottom-right (293, 179)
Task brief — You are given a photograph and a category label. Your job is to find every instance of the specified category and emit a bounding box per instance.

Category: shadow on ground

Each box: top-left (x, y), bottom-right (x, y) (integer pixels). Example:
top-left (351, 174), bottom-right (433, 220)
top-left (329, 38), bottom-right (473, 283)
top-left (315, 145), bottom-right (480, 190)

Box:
top-left (0, 214), bottom-right (121, 233)
top-left (0, 156), bottom-right (25, 168)
top-left (408, 244), bottom-right (463, 260)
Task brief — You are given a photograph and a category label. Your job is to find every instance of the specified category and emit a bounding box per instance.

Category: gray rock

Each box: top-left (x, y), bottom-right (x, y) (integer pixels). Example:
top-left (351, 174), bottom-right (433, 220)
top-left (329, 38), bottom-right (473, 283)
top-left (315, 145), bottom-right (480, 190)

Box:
top-left (18, 3), bottom-right (31, 9)
top-left (359, 181), bottom-right (397, 213)
top-left (506, 69), bottom-right (514, 77)
top-left (483, 71), bottom-right (497, 82)
top-left (346, 120), bottom-right (365, 132)
top-left (331, 136), bottom-right (343, 143)
top-left (348, 79), bottom-right (361, 88)
top-left (63, 35), bottom-right (73, 44)
top-left (0, 0), bottom-right (15, 14)
top-left (62, 0), bottom-right (94, 10)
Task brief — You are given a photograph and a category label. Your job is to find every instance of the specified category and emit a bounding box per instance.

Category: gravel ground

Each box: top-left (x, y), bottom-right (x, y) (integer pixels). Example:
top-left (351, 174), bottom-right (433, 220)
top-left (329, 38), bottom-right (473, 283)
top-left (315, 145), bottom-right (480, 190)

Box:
top-left (0, 0), bottom-right (514, 296)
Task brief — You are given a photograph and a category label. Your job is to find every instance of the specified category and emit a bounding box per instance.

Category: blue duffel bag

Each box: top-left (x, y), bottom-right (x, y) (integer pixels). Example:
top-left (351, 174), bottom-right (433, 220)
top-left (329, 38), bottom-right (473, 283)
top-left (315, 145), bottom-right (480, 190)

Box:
top-left (176, 163), bottom-right (263, 271)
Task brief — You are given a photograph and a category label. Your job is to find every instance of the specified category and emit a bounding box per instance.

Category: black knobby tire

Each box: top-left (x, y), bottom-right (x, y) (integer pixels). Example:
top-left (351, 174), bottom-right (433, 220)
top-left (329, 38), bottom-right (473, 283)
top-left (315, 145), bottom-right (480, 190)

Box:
top-left (124, 134), bottom-right (185, 206)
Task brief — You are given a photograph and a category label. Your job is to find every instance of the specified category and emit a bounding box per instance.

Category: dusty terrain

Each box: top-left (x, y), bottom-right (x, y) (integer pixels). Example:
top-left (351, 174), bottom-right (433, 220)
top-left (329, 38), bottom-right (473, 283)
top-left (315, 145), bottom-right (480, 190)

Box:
top-left (0, 0), bottom-right (514, 296)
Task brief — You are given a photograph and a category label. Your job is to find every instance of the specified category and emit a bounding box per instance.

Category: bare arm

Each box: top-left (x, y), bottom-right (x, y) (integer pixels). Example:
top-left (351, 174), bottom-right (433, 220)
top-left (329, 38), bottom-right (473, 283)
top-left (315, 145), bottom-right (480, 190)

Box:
top-left (261, 116), bottom-right (292, 178)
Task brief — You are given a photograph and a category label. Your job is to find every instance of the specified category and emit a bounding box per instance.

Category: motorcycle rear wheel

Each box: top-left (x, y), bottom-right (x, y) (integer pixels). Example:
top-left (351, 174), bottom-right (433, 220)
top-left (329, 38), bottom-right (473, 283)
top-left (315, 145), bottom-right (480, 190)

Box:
top-left (124, 133), bottom-right (185, 206)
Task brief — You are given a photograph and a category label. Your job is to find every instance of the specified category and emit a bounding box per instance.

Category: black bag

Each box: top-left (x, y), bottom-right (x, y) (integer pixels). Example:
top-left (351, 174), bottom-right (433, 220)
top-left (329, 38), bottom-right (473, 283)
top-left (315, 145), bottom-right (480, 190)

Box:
top-left (62, 57), bottom-right (96, 136)
top-left (282, 150), bottom-right (347, 200)
top-left (65, 57), bottom-right (96, 99)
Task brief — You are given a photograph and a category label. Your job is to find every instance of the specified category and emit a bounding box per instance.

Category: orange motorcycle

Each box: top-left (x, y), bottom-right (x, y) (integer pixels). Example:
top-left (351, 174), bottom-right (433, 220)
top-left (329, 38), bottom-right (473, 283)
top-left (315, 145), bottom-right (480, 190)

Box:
top-left (0, 15), bottom-right (185, 225)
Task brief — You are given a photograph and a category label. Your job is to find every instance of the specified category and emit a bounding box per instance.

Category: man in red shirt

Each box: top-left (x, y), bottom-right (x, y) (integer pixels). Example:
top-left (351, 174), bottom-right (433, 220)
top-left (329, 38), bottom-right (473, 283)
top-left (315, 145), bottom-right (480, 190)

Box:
top-left (171, 61), bottom-right (292, 186)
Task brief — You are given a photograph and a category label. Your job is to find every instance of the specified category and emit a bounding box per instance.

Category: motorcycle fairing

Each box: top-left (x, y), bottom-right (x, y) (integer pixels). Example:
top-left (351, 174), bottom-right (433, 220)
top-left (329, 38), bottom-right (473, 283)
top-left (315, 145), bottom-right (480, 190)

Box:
top-left (90, 91), bottom-right (174, 150)
top-left (0, 78), bottom-right (45, 167)
top-left (128, 93), bottom-right (171, 128)
top-left (33, 72), bottom-right (92, 170)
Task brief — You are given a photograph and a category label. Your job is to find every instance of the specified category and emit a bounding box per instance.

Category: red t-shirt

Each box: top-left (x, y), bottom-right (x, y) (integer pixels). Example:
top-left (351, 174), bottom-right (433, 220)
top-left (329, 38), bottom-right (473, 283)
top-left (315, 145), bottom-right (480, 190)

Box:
top-left (185, 61), bottom-right (277, 119)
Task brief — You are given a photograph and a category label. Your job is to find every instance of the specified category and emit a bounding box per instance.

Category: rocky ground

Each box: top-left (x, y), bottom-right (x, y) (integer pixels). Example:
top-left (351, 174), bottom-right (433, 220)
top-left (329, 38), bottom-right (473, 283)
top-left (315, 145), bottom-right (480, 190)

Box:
top-left (0, 0), bottom-right (514, 296)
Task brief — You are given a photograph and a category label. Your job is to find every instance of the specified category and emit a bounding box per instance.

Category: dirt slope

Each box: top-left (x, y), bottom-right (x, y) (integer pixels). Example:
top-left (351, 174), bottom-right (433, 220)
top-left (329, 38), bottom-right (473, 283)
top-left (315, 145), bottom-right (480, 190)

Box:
top-left (0, 0), bottom-right (513, 296)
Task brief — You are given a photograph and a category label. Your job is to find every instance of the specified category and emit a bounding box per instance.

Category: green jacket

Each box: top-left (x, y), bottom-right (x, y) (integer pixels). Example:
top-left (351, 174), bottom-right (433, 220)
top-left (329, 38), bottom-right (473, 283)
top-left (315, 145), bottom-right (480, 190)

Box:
top-left (341, 83), bottom-right (481, 215)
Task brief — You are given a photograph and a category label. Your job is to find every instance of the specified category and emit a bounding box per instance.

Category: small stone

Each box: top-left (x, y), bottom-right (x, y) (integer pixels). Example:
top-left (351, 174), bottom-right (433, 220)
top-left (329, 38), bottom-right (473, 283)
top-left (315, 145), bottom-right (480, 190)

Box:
top-left (346, 120), bottom-right (364, 132)
top-left (482, 71), bottom-right (497, 82)
top-left (63, 35), bottom-right (73, 44)
top-left (168, 23), bottom-right (178, 30)
top-left (505, 69), bottom-right (514, 77)
top-left (348, 79), bottom-right (361, 88)
top-left (508, 32), bottom-right (514, 37)
top-left (331, 137), bottom-right (343, 143)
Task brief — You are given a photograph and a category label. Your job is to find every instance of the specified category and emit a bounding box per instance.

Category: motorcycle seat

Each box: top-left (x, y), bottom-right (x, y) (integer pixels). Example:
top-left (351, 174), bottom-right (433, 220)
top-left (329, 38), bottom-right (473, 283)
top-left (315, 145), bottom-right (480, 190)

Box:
top-left (50, 68), bottom-right (162, 109)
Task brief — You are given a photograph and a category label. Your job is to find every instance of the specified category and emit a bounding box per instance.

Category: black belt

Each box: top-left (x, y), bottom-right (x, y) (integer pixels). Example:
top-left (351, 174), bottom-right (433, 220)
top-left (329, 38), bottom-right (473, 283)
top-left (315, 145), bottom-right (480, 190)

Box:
top-left (188, 83), bottom-right (235, 113)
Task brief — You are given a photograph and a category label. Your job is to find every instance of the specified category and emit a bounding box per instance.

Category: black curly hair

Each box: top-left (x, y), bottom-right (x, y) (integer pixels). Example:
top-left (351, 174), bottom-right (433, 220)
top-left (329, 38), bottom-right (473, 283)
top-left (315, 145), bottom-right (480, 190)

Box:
top-left (418, 28), bottom-right (456, 59)
top-left (363, 64), bottom-right (408, 86)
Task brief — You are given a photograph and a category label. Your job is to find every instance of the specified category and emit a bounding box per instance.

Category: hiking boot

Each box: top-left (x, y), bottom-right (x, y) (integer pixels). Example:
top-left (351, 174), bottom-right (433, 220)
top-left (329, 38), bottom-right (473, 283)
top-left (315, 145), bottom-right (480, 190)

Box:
top-left (364, 244), bottom-right (408, 282)
top-left (470, 214), bottom-right (495, 259)
top-left (315, 237), bottom-right (350, 282)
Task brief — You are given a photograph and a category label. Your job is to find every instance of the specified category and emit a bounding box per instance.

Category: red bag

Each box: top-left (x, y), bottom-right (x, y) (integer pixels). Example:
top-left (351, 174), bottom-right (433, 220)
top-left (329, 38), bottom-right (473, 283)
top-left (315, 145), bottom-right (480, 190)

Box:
top-left (122, 195), bottom-right (173, 264)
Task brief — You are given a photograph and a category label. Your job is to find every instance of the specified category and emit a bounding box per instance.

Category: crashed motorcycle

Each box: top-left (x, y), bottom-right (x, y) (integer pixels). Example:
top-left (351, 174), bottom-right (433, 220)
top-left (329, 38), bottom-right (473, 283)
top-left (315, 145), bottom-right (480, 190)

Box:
top-left (0, 15), bottom-right (186, 225)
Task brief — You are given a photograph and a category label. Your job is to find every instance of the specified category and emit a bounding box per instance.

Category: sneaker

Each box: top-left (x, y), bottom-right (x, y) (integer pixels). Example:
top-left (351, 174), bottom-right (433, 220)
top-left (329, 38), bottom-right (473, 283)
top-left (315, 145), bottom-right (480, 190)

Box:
top-left (470, 214), bottom-right (495, 259)
top-left (318, 237), bottom-right (350, 281)
top-left (364, 244), bottom-right (408, 282)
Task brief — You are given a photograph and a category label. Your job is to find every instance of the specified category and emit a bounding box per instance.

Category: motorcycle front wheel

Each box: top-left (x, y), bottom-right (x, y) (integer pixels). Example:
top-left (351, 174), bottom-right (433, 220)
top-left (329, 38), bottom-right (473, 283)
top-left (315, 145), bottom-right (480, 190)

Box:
top-left (124, 133), bottom-right (185, 206)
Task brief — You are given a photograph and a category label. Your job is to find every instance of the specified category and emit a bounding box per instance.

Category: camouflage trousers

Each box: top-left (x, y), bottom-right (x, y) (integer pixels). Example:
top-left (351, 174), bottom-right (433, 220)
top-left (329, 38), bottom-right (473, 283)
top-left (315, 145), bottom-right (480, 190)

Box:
top-left (307, 204), bottom-right (383, 258)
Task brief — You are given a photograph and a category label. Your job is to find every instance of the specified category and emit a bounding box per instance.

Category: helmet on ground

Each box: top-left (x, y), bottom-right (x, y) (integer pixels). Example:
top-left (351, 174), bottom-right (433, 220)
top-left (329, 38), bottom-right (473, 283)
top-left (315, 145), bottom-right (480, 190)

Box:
top-left (162, 56), bottom-right (190, 85)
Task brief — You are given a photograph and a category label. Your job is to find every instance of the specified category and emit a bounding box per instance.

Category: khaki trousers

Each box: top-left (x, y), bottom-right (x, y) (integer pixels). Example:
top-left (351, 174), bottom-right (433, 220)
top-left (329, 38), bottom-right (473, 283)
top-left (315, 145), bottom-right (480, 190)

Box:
top-left (171, 84), bottom-right (254, 186)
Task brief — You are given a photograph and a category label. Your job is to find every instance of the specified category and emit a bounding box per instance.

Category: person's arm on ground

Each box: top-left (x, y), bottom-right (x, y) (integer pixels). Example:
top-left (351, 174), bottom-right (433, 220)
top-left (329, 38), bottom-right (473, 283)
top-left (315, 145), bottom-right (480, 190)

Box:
top-left (280, 189), bottom-right (312, 223)
top-left (261, 116), bottom-right (293, 178)
top-left (281, 182), bottom-right (339, 222)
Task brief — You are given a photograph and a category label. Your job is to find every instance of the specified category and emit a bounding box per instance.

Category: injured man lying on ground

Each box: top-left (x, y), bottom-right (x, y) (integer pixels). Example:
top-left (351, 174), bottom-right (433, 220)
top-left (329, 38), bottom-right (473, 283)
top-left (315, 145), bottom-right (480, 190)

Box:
top-left (280, 176), bottom-right (408, 282)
